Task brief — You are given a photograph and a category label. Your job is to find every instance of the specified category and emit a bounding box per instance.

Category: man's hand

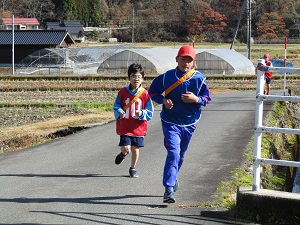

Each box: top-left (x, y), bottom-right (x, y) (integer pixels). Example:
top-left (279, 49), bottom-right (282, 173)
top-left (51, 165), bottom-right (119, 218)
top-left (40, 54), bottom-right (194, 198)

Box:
top-left (163, 98), bottom-right (174, 109)
top-left (181, 92), bottom-right (199, 103)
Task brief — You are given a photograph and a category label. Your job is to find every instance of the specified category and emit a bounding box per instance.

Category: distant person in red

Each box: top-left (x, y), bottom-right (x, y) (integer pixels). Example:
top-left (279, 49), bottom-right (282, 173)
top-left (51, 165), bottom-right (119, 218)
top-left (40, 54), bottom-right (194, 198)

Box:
top-left (263, 53), bottom-right (273, 95)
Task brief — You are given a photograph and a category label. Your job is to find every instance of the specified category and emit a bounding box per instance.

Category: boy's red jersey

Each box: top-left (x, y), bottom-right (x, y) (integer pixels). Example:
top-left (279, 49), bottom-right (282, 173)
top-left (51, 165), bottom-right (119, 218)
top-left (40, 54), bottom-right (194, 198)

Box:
top-left (116, 88), bottom-right (150, 137)
top-left (265, 61), bottom-right (273, 78)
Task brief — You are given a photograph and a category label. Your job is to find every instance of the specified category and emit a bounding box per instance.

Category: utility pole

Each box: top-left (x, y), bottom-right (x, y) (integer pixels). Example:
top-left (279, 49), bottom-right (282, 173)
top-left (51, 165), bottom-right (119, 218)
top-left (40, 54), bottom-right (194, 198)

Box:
top-left (230, 0), bottom-right (247, 50)
top-left (247, 0), bottom-right (251, 60)
top-left (12, 14), bottom-right (14, 75)
top-left (132, 6), bottom-right (135, 43)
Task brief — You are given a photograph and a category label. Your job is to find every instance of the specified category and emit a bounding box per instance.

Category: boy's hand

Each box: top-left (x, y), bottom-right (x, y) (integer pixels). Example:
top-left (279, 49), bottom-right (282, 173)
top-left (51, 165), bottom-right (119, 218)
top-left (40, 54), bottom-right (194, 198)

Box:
top-left (135, 110), bottom-right (142, 117)
top-left (120, 112), bottom-right (126, 119)
top-left (181, 92), bottom-right (199, 103)
top-left (163, 98), bottom-right (173, 109)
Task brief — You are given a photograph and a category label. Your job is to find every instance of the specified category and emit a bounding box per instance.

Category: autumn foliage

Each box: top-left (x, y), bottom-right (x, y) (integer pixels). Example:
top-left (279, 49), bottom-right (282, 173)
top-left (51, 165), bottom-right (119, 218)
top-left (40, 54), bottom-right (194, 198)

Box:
top-left (187, 1), bottom-right (227, 42)
top-left (256, 12), bottom-right (289, 39)
top-left (0, 0), bottom-right (300, 42)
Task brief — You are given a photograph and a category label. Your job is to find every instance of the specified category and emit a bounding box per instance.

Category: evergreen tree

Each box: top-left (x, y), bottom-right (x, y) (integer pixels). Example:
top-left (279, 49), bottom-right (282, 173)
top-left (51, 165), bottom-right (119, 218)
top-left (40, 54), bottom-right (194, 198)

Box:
top-left (76, 0), bottom-right (89, 26)
top-left (88, 0), bottom-right (102, 27)
top-left (62, 0), bottom-right (77, 20)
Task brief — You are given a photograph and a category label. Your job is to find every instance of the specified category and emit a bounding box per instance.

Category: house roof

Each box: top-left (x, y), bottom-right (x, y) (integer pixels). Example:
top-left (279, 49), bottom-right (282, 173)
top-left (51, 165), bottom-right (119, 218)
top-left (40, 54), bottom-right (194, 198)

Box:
top-left (0, 30), bottom-right (75, 45)
top-left (46, 20), bottom-right (84, 35)
top-left (2, 18), bottom-right (40, 25)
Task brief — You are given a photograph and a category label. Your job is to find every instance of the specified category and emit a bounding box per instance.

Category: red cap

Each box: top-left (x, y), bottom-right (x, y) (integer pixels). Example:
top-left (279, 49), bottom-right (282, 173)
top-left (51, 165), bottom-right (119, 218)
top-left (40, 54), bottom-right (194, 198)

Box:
top-left (177, 45), bottom-right (196, 60)
top-left (263, 53), bottom-right (270, 58)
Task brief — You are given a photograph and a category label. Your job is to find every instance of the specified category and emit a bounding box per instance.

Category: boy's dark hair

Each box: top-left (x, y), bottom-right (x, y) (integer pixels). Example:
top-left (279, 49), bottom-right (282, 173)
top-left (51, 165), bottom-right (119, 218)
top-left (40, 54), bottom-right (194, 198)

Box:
top-left (128, 63), bottom-right (144, 78)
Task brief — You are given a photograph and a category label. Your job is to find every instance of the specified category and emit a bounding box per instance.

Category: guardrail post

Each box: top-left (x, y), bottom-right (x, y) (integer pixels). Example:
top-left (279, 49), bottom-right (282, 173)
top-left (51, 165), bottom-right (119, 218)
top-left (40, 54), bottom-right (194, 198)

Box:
top-left (252, 59), bottom-right (265, 191)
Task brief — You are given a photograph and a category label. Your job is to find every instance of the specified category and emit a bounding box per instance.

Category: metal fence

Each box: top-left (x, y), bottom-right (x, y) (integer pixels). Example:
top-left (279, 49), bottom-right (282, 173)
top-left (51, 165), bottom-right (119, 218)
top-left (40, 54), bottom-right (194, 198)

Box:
top-left (253, 59), bottom-right (300, 191)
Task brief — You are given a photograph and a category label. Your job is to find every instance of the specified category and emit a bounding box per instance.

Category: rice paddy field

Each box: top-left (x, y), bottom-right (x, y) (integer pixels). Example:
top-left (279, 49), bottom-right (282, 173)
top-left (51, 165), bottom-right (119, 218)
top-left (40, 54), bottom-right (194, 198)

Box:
top-left (0, 75), bottom-right (299, 130)
top-left (0, 42), bottom-right (300, 151)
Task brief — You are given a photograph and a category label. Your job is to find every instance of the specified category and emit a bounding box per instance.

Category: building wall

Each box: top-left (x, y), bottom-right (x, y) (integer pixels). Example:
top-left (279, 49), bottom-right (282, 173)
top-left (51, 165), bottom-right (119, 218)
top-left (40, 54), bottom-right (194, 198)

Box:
top-left (2, 25), bottom-right (39, 30)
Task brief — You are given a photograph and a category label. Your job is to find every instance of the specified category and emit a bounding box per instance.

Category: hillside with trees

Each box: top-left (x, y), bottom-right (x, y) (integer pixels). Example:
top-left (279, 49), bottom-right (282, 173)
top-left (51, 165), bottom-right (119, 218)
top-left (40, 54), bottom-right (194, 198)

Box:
top-left (0, 0), bottom-right (300, 43)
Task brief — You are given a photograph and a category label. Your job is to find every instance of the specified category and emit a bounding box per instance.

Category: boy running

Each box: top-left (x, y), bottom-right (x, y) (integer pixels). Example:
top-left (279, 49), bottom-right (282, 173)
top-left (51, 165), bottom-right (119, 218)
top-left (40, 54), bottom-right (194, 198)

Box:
top-left (263, 53), bottom-right (273, 95)
top-left (113, 63), bottom-right (154, 178)
top-left (148, 45), bottom-right (211, 203)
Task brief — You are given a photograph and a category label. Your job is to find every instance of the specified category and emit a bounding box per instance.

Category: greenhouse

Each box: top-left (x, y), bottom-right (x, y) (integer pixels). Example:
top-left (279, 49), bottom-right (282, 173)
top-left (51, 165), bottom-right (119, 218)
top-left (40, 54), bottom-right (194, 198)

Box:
top-left (99, 47), bottom-right (255, 75)
top-left (98, 47), bottom-right (178, 75)
top-left (196, 49), bottom-right (255, 75)
top-left (17, 46), bottom-right (255, 76)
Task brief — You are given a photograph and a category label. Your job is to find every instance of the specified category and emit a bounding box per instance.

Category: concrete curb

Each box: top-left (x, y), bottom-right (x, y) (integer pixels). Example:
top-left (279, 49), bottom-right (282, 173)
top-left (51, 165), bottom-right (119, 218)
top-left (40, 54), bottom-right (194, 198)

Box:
top-left (236, 187), bottom-right (300, 220)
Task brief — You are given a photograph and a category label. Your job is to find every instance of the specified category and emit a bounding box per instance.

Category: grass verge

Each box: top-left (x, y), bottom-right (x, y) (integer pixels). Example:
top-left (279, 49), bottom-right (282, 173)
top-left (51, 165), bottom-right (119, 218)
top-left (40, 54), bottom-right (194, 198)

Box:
top-left (0, 112), bottom-right (114, 152)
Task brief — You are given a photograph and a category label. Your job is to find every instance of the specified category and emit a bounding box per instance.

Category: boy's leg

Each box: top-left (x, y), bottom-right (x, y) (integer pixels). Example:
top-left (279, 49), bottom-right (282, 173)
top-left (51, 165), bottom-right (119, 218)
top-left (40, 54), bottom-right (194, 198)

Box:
top-left (130, 146), bottom-right (139, 169)
top-left (115, 145), bottom-right (130, 165)
top-left (129, 146), bottom-right (139, 178)
top-left (162, 122), bottom-right (181, 188)
top-left (162, 122), bottom-right (184, 203)
top-left (128, 137), bottom-right (143, 178)
top-left (115, 135), bottom-right (131, 165)
top-left (178, 124), bottom-right (196, 171)
top-left (119, 135), bottom-right (131, 155)
top-left (266, 84), bottom-right (270, 95)
top-left (264, 78), bottom-right (271, 95)
top-left (120, 145), bottom-right (131, 155)
top-left (264, 81), bottom-right (267, 95)
top-left (266, 78), bottom-right (271, 95)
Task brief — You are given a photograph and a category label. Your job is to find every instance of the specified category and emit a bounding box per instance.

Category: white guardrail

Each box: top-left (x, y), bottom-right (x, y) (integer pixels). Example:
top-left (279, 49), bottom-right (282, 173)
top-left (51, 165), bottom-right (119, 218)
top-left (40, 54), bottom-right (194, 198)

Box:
top-left (253, 59), bottom-right (300, 191)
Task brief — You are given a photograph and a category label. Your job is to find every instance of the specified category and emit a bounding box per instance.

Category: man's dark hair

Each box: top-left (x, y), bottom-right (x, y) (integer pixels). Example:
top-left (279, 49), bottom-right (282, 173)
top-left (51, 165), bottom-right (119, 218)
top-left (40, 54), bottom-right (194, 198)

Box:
top-left (128, 63), bottom-right (144, 78)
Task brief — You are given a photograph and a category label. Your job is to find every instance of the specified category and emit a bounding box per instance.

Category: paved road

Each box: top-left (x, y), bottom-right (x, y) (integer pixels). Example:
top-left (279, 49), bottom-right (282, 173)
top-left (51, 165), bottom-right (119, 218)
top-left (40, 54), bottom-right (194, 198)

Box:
top-left (0, 90), bottom-right (277, 225)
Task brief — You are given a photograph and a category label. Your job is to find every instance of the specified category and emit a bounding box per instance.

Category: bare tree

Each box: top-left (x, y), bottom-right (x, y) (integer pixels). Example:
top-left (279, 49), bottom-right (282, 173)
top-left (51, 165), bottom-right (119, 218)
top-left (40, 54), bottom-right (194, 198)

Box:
top-left (3, 0), bottom-right (55, 22)
top-left (20, 0), bottom-right (56, 21)
top-left (1, 0), bottom-right (6, 11)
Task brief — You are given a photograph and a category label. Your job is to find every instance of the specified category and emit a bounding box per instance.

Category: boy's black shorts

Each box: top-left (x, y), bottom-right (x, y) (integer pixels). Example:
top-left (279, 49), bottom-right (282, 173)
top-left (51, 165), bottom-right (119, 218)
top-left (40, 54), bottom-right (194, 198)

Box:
top-left (265, 77), bottom-right (271, 84)
top-left (119, 135), bottom-right (144, 147)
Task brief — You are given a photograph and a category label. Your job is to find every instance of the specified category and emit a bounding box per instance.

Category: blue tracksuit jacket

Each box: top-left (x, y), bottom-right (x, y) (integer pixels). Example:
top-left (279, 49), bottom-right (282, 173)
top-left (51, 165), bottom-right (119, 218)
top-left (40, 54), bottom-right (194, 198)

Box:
top-left (148, 68), bottom-right (211, 126)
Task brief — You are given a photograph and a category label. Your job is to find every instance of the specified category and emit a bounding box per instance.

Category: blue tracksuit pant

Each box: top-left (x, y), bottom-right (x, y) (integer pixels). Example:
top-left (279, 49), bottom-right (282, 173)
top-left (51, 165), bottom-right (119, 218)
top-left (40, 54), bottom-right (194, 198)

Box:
top-left (162, 121), bottom-right (196, 188)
